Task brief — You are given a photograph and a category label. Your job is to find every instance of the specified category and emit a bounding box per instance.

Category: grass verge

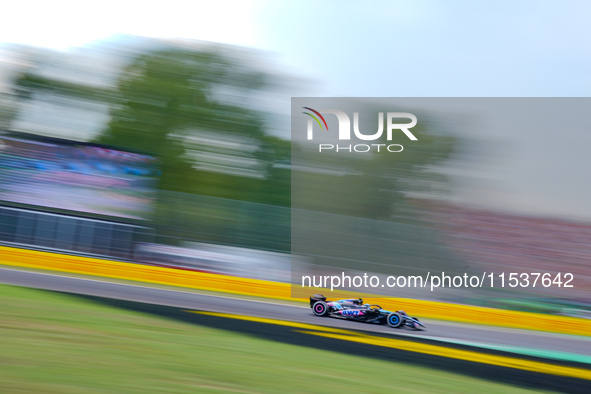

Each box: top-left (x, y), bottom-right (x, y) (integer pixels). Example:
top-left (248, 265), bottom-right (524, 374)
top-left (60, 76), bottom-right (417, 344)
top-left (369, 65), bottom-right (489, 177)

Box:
top-left (0, 284), bottom-right (543, 393)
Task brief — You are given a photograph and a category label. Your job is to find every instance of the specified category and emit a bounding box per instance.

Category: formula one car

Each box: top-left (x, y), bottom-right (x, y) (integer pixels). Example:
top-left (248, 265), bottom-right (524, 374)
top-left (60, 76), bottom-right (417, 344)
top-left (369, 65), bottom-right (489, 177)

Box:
top-left (309, 294), bottom-right (425, 330)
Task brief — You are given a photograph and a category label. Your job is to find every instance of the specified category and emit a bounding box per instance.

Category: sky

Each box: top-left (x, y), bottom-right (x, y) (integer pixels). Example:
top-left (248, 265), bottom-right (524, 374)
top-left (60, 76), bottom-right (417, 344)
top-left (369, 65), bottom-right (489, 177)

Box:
top-left (1, 0), bottom-right (590, 220)
top-left (2, 0), bottom-right (590, 96)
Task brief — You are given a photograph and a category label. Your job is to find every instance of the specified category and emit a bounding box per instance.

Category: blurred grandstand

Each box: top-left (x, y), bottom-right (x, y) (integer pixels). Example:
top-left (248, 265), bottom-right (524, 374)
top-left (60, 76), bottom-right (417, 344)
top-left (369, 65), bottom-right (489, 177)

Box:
top-left (417, 200), bottom-right (591, 313)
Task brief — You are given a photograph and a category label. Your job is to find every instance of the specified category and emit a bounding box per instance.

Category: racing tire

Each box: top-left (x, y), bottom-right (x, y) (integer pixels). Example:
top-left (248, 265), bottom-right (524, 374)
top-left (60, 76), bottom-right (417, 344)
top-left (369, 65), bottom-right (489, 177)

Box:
top-left (312, 301), bottom-right (330, 317)
top-left (386, 312), bottom-right (404, 328)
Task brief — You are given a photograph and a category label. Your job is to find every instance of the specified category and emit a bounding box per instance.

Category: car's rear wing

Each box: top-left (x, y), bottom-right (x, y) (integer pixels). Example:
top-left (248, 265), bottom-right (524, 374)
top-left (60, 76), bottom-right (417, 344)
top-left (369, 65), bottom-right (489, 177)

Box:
top-left (309, 294), bottom-right (327, 307)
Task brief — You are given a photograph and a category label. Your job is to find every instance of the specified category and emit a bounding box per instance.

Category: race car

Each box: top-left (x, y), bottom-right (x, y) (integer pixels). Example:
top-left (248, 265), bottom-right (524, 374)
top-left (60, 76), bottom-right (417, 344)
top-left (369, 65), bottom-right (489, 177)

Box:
top-left (309, 294), bottom-right (425, 330)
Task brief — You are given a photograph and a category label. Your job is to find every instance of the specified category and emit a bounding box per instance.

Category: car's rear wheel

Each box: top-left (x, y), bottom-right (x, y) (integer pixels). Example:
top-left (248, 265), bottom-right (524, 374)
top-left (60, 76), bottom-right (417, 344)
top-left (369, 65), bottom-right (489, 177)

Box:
top-left (386, 312), bottom-right (403, 328)
top-left (312, 301), bottom-right (330, 317)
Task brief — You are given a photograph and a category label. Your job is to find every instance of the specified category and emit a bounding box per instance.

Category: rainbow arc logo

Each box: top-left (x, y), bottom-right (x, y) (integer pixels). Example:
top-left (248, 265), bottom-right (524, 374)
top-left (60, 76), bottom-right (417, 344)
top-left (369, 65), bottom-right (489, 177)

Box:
top-left (302, 107), bottom-right (329, 132)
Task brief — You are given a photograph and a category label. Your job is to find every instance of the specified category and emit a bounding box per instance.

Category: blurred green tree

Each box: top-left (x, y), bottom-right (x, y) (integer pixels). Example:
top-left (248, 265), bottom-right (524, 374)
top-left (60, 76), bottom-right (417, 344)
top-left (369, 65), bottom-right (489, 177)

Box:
top-left (0, 92), bottom-right (17, 129)
top-left (13, 44), bottom-right (291, 208)
top-left (11, 43), bottom-right (457, 223)
top-left (292, 105), bottom-right (456, 221)
top-left (94, 47), bottom-right (290, 206)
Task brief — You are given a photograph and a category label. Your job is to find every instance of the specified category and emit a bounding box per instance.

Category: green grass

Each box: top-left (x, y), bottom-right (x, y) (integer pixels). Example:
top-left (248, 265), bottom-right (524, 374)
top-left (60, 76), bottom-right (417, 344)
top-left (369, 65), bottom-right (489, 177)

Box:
top-left (0, 284), bottom-right (542, 393)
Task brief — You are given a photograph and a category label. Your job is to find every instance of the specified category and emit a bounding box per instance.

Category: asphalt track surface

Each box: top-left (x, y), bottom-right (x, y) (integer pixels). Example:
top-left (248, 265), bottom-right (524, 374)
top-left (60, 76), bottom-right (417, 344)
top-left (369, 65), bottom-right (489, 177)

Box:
top-left (1, 266), bottom-right (589, 358)
top-left (2, 267), bottom-right (591, 393)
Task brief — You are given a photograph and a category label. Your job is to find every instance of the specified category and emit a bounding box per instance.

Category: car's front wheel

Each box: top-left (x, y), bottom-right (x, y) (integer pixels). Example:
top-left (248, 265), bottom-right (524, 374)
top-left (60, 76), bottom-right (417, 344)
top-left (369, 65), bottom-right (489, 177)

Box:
top-left (386, 312), bottom-right (404, 328)
top-left (312, 301), bottom-right (330, 317)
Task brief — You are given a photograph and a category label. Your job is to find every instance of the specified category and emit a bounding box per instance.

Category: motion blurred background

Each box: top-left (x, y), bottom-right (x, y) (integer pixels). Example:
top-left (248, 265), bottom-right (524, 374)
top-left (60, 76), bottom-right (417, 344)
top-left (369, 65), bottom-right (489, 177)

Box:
top-left (1, 1), bottom-right (591, 314)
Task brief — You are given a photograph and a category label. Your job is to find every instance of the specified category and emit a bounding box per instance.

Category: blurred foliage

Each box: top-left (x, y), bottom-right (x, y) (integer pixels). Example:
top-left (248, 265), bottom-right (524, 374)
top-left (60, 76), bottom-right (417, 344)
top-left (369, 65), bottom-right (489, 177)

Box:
top-left (13, 44), bottom-right (292, 209)
top-left (293, 104), bottom-right (456, 221)
top-left (0, 89), bottom-right (18, 129)
top-left (15, 73), bottom-right (116, 103)
top-left (95, 47), bottom-right (291, 208)
top-left (10, 40), bottom-right (457, 233)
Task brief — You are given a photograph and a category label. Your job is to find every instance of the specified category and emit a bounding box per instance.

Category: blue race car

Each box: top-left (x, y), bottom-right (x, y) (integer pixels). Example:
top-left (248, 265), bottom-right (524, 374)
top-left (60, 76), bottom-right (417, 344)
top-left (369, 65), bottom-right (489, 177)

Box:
top-left (309, 294), bottom-right (425, 330)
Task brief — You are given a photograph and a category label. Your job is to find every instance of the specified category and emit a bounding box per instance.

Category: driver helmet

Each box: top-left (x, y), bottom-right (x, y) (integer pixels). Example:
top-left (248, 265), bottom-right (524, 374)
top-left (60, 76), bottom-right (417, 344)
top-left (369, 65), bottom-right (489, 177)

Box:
top-left (358, 298), bottom-right (363, 305)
